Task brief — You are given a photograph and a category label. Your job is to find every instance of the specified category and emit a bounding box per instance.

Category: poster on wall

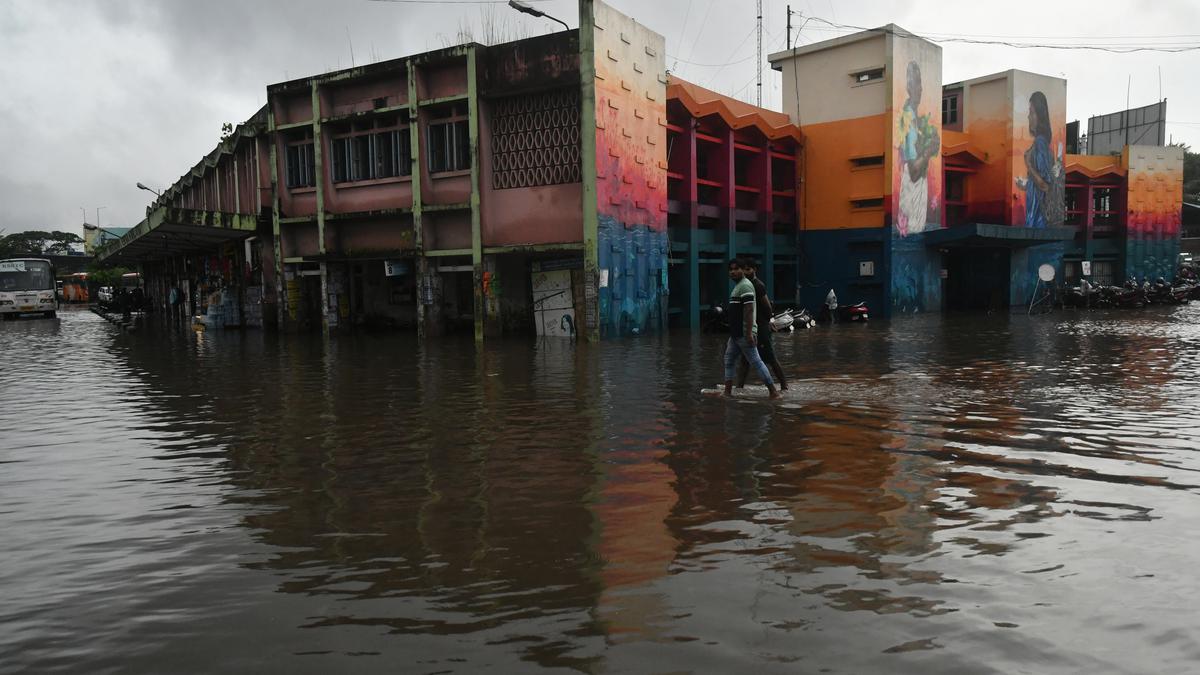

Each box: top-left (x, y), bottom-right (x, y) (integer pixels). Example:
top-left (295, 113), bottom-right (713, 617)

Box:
top-left (892, 37), bottom-right (942, 237)
top-left (532, 269), bottom-right (577, 338)
top-left (1012, 75), bottom-right (1066, 228)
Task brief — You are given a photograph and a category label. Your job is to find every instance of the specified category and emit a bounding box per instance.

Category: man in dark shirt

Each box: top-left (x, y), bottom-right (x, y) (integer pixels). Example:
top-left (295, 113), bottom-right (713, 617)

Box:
top-left (724, 259), bottom-right (781, 399)
top-left (735, 260), bottom-right (788, 391)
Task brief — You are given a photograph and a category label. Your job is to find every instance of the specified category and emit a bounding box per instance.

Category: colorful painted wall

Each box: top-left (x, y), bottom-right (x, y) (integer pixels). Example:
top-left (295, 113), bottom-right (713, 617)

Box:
top-left (581, 0), bottom-right (668, 337)
top-left (887, 34), bottom-right (943, 313)
top-left (1124, 144), bottom-right (1184, 281)
top-left (1010, 72), bottom-right (1067, 229)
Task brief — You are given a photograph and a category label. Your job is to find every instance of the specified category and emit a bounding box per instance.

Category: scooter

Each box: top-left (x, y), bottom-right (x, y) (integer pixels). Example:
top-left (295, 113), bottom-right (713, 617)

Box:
top-left (770, 308), bottom-right (816, 332)
top-left (817, 289), bottom-right (869, 322)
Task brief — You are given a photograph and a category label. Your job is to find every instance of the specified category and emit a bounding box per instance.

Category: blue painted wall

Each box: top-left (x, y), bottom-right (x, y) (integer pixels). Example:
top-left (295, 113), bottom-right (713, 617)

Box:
top-left (1009, 241), bottom-right (1065, 307)
top-left (890, 233), bottom-right (943, 315)
top-left (797, 227), bottom-right (887, 316)
top-left (598, 215), bottom-right (669, 337)
top-left (1126, 235), bottom-right (1180, 283)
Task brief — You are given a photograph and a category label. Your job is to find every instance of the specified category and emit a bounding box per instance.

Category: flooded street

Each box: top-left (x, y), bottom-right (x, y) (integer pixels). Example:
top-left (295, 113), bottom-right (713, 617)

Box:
top-left (3, 307), bottom-right (1200, 673)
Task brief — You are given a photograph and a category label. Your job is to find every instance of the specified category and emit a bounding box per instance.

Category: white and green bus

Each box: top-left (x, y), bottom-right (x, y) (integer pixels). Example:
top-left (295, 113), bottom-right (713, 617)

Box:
top-left (0, 258), bottom-right (57, 320)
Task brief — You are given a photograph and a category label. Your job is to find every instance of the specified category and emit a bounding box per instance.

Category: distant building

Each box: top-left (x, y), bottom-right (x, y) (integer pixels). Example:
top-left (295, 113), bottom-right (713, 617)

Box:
top-left (83, 224), bottom-right (130, 255)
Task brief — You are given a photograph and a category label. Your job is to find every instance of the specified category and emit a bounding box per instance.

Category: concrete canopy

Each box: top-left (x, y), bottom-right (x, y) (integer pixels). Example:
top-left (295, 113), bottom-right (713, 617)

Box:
top-left (96, 206), bottom-right (258, 265)
top-left (925, 222), bottom-right (1077, 249)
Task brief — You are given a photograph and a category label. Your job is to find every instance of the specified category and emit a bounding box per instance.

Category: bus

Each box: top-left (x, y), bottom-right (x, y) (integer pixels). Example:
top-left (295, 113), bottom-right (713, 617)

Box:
top-left (60, 272), bottom-right (90, 303)
top-left (0, 258), bottom-right (57, 320)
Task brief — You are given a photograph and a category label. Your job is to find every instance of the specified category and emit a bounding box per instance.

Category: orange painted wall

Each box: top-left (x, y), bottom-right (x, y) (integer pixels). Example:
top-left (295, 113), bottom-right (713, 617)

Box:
top-left (1124, 146), bottom-right (1184, 237)
top-left (801, 114), bottom-right (887, 230)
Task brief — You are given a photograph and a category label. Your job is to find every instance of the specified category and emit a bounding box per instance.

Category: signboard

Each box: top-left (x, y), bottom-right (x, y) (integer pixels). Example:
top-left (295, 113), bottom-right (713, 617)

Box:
top-left (859, 261), bottom-right (875, 277)
top-left (532, 269), bottom-right (576, 338)
top-left (1081, 260), bottom-right (1092, 276)
top-left (1087, 101), bottom-right (1166, 156)
top-left (384, 260), bottom-right (409, 277)
top-left (0, 261), bottom-right (27, 272)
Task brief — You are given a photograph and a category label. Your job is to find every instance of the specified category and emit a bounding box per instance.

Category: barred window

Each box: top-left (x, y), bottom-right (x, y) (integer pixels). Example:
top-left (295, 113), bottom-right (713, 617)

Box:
top-left (491, 89), bottom-right (581, 190)
top-left (331, 115), bottom-right (411, 183)
top-left (285, 132), bottom-right (315, 189)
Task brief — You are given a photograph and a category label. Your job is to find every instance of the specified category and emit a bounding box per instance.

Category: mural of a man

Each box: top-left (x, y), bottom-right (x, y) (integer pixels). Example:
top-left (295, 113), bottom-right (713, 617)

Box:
top-left (1017, 91), bottom-right (1065, 228)
top-left (897, 61), bottom-right (940, 237)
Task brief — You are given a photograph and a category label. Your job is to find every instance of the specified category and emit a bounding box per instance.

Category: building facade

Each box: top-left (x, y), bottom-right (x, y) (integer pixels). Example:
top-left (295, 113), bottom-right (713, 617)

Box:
top-left (98, 0), bottom-right (801, 340)
top-left (771, 27), bottom-right (1185, 315)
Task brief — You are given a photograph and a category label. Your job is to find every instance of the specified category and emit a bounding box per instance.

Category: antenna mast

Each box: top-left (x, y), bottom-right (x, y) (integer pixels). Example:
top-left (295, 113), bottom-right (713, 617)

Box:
top-left (756, 0), bottom-right (763, 106)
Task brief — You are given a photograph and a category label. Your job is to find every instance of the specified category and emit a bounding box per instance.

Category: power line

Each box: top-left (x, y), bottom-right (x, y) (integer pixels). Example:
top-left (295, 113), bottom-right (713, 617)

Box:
top-left (791, 14), bottom-right (1200, 53)
top-left (368, 0), bottom-right (551, 4)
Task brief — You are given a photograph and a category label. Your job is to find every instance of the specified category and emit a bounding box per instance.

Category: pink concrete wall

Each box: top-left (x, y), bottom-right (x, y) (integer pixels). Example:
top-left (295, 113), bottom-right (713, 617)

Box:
top-left (275, 91), bottom-right (312, 126)
top-left (327, 75), bottom-right (408, 117)
top-left (478, 105), bottom-right (582, 246)
top-left (325, 179), bottom-right (414, 214)
top-left (423, 172), bottom-right (471, 206)
top-left (335, 217), bottom-right (416, 254)
top-left (422, 211), bottom-right (472, 250)
top-left (281, 222), bottom-right (320, 258)
top-left (419, 61), bottom-right (468, 101)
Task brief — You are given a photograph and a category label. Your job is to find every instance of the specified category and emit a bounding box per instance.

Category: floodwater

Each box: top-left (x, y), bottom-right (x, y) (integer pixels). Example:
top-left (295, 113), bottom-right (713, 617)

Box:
top-left (3, 306), bottom-right (1200, 674)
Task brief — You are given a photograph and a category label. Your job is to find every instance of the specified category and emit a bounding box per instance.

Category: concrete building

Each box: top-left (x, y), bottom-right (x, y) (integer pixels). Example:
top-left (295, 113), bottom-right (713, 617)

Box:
top-left (771, 27), bottom-right (1185, 314)
top-left (98, 0), bottom-right (800, 340)
top-left (769, 26), bottom-right (954, 316)
top-left (665, 79), bottom-right (802, 330)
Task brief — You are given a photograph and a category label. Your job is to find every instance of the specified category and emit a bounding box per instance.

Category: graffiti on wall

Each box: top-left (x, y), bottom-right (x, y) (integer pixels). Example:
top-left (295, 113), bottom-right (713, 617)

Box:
top-left (589, 0), bottom-right (668, 336)
top-left (1011, 75), bottom-right (1066, 228)
top-left (889, 36), bottom-right (942, 314)
top-left (891, 41), bottom-right (942, 237)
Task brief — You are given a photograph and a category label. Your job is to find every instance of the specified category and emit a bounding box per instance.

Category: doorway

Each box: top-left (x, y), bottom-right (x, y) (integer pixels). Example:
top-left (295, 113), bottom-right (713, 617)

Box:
top-left (945, 247), bottom-right (1010, 311)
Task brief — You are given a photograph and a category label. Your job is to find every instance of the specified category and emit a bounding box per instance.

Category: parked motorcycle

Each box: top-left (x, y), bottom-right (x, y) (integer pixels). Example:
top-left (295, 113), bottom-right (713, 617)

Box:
top-left (770, 308), bottom-right (816, 332)
top-left (818, 289), bottom-right (869, 322)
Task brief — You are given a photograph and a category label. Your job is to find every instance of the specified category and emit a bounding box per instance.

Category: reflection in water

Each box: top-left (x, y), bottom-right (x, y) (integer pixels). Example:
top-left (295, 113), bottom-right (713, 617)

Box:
top-left (3, 307), bottom-right (1200, 673)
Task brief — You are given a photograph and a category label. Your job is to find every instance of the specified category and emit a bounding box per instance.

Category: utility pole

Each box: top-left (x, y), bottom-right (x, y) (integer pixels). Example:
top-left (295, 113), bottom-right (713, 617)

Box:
top-left (786, 5), bottom-right (791, 52)
top-left (96, 207), bottom-right (106, 231)
top-left (756, 0), bottom-right (763, 106)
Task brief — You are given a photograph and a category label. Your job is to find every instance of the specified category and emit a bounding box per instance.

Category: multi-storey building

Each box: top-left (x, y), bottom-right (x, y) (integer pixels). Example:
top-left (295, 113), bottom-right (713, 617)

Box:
top-left (770, 27), bottom-right (1185, 314)
top-left (99, 0), bottom-right (802, 340)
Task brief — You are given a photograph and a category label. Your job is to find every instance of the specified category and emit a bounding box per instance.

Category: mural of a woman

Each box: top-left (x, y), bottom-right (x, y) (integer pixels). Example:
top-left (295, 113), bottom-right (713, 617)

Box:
top-left (1018, 91), bottom-right (1064, 228)
top-left (897, 61), bottom-right (940, 236)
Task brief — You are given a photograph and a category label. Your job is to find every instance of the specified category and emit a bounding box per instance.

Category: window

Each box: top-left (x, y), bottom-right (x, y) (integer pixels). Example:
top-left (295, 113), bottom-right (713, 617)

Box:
top-left (851, 197), bottom-right (884, 209)
top-left (942, 95), bottom-right (959, 126)
top-left (850, 155), bottom-right (884, 168)
top-left (331, 116), bottom-right (411, 184)
top-left (285, 133), bottom-right (315, 189)
top-left (1091, 261), bottom-right (1115, 286)
top-left (491, 89), bottom-right (581, 189)
top-left (851, 68), bottom-right (884, 84)
top-left (428, 102), bottom-right (470, 174)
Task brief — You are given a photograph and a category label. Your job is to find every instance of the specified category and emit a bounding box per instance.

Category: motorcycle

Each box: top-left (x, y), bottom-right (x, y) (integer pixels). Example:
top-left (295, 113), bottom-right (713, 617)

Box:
top-left (817, 289), bottom-right (869, 322)
top-left (770, 307), bottom-right (816, 332)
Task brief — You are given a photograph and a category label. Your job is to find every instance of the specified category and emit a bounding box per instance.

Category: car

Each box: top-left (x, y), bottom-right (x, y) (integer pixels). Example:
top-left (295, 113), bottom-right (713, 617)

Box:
top-left (97, 287), bottom-right (114, 304)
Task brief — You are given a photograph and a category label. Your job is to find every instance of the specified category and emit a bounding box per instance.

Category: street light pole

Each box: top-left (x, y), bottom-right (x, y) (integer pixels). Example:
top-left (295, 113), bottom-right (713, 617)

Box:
top-left (96, 206), bottom-right (106, 229)
top-left (136, 182), bottom-right (163, 198)
top-left (507, 0), bottom-right (570, 31)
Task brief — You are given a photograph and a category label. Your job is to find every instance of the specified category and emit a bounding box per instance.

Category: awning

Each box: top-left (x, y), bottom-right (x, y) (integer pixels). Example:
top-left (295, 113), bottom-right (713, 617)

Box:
top-left (924, 223), bottom-right (1077, 249)
top-left (96, 206), bottom-right (259, 265)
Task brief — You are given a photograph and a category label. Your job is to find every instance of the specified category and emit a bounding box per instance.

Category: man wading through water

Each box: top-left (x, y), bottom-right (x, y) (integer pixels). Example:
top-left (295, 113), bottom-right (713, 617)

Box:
top-left (734, 260), bottom-right (788, 392)
top-left (724, 259), bottom-right (782, 400)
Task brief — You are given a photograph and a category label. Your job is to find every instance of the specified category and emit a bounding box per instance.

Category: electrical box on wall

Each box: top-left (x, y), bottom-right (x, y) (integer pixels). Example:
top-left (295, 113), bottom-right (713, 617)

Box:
top-left (859, 261), bottom-right (875, 277)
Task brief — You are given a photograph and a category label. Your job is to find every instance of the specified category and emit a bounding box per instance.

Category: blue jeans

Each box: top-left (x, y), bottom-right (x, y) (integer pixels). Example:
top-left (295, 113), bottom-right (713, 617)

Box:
top-left (725, 337), bottom-right (773, 386)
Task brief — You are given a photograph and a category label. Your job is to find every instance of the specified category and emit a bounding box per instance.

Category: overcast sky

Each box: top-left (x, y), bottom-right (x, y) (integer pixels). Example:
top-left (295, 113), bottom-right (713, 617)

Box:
top-left (1, 0), bottom-right (1196, 236)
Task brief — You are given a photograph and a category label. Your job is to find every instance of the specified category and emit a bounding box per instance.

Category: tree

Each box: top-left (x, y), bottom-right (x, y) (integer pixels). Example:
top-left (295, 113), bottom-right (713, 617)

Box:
top-left (0, 230), bottom-right (83, 257)
top-left (86, 264), bottom-right (131, 287)
top-left (1171, 142), bottom-right (1199, 200)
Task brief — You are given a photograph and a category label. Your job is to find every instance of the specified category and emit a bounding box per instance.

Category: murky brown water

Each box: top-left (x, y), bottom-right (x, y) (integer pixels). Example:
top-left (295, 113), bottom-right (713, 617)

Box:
top-left (3, 306), bottom-right (1200, 673)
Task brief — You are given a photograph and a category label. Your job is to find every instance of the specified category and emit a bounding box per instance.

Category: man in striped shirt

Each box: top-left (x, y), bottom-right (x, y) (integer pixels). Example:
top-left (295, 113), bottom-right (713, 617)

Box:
top-left (724, 259), bottom-right (781, 399)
